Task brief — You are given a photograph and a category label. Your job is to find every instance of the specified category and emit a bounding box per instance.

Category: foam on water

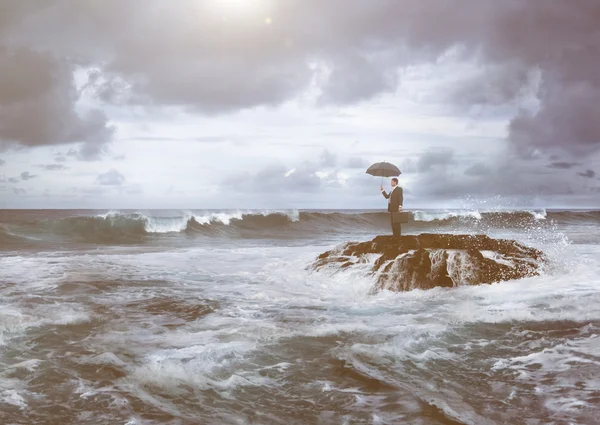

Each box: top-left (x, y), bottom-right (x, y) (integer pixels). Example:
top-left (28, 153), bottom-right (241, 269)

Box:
top-left (131, 341), bottom-right (275, 394)
top-left (0, 221), bottom-right (599, 423)
top-left (0, 306), bottom-right (31, 346)
top-left (413, 210), bottom-right (483, 222)
top-left (411, 208), bottom-right (547, 223)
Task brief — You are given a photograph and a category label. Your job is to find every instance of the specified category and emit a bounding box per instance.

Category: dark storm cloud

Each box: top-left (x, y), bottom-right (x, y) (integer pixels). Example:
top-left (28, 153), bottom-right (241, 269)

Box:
top-left (0, 45), bottom-right (114, 159)
top-left (417, 149), bottom-right (454, 173)
top-left (97, 169), bottom-right (126, 186)
top-left (101, 1), bottom-right (600, 159)
top-left (446, 63), bottom-right (532, 110)
top-left (547, 162), bottom-right (580, 170)
top-left (2, 0), bottom-right (600, 196)
top-left (404, 152), bottom-right (600, 205)
top-left (577, 169), bottom-right (596, 179)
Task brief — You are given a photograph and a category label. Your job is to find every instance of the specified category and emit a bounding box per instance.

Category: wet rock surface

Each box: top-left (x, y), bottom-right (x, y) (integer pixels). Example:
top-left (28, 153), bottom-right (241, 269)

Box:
top-left (311, 234), bottom-right (546, 292)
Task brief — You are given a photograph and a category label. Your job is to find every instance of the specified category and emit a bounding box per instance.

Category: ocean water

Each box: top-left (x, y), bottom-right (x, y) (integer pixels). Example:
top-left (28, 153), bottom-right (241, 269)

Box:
top-left (0, 209), bottom-right (599, 424)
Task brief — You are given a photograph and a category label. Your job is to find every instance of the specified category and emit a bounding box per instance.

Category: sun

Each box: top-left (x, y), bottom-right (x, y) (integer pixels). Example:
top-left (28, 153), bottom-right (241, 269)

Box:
top-left (212, 0), bottom-right (257, 15)
top-left (205, 0), bottom-right (271, 25)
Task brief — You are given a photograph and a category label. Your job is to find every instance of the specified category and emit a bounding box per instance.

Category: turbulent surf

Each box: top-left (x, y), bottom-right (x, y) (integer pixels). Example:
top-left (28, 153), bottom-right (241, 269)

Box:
top-left (0, 208), bottom-right (597, 248)
top-left (0, 208), bottom-right (599, 424)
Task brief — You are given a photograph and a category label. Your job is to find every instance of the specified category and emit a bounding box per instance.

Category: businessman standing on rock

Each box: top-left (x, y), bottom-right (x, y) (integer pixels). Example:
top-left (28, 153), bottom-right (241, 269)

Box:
top-left (381, 177), bottom-right (403, 237)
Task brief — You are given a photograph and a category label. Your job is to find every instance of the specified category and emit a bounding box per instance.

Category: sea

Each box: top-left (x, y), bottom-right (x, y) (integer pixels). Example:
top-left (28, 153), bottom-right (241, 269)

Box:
top-left (0, 208), bottom-right (599, 425)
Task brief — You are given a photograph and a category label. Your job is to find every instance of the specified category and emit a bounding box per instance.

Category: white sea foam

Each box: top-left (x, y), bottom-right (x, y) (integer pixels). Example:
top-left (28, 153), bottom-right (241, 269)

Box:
top-left (0, 307), bottom-right (31, 346)
top-left (492, 331), bottom-right (600, 419)
top-left (143, 213), bottom-right (192, 233)
top-left (412, 210), bottom-right (483, 222)
top-left (0, 221), bottom-right (598, 422)
top-left (130, 341), bottom-right (271, 393)
top-left (191, 211), bottom-right (245, 225)
top-left (0, 378), bottom-right (31, 409)
top-left (95, 209), bottom-right (301, 233)
top-left (189, 209), bottom-right (300, 226)
top-left (411, 208), bottom-right (547, 222)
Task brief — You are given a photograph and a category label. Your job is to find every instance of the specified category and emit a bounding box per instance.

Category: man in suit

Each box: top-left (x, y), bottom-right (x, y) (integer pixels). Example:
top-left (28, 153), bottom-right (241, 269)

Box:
top-left (381, 177), bottom-right (403, 237)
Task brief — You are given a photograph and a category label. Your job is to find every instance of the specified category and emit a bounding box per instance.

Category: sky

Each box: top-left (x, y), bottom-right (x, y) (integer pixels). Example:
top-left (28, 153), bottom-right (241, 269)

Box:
top-left (1, 0), bottom-right (599, 209)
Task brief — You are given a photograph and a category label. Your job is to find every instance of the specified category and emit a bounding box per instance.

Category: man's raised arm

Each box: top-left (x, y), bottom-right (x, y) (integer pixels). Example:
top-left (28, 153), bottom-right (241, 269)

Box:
top-left (380, 186), bottom-right (390, 199)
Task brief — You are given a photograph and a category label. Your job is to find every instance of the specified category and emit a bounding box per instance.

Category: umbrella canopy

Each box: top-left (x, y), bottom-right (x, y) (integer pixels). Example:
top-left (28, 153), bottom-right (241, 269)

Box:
top-left (365, 162), bottom-right (401, 177)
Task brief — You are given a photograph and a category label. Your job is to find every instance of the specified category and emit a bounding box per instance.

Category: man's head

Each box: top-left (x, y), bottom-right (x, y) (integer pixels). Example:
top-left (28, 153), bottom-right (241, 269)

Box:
top-left (391, 178), bottom-right (398, 187)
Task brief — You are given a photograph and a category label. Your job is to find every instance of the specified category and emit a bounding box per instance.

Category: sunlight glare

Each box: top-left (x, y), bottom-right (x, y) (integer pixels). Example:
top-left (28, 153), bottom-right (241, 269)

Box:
top-left (212, 0), bottom-right (256, 15)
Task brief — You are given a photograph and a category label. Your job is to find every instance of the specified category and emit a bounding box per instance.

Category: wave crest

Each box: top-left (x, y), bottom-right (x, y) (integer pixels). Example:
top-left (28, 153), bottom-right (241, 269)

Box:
top-left (1, 209), bottom-right (598, 245)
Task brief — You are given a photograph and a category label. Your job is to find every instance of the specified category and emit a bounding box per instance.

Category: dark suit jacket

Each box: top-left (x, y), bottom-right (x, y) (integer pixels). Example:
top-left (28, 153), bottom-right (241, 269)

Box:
top-left (382, 186), bottom-right (403, 213)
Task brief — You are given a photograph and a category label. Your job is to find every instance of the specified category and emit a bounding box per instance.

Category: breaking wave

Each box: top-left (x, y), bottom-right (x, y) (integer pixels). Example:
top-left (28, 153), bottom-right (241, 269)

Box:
top-left (0, 209), bottom-right (599, 245)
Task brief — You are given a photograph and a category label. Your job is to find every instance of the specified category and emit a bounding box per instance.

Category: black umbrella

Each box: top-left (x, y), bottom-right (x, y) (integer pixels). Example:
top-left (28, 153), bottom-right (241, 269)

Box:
top-left (366, 161), bottom-right (401, 184)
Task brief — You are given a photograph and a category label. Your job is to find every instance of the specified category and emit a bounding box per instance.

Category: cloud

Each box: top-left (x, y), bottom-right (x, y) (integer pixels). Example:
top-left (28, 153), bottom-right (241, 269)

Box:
top-left (2, 0), bottom-right (600, 206)
top-left (0, 158), bottom-right (5, 166)
top-left (97, 169), bottom-right (126, 186)
top-left (399, 158), bottom-right (417, 174)
top-left (19, 171), bottom-right (36, 180)
top-left (233, 163), bottom-right (322, 194)
top-left (1, 0), bottom-right (597, 162)
top-left (225, 150), bottom-right (351, 194)
top-left (464, 162), bottom-right (491, 177)
top-left (346, 157), bottom-right (370, 169)
top-left (8, 177), bottom-right (18, 183)
top-left (401, 149), bottom-right (600, 206)
top-left (577, 169), bottom-right (596, 179)
top-left (417, 148), bottom-right (454, 173)
top-left (40, 164), bottom-right (67, 171)
top-left (73, 186), bottom-right (110, 195)
top-left (12, 187), bottom-right (26, 194)
top-left (547, 162), bottom-right (580, 170)
top-left (319, 149), bottom-right (337, 167)
top-left (0, 45), bottom-right (114, 159)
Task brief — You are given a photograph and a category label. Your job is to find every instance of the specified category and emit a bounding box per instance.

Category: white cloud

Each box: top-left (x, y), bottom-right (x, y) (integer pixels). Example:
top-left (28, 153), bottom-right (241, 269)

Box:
top-left (97, 169), bottom-right (126, 186)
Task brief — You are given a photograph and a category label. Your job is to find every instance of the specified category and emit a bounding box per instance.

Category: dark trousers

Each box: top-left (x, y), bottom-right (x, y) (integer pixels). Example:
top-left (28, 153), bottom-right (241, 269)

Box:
top-left (390, 214), bottom-right (401, 237)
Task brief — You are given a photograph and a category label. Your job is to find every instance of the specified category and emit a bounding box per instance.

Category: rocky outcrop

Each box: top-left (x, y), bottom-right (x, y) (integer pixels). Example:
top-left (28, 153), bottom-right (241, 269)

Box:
top-left (311, 234), bottom-right (546, 292)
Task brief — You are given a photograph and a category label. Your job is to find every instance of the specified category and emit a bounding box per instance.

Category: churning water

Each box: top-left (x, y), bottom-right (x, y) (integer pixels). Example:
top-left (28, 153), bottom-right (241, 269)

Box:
top-left (1, 209), bottom-right (599, 424)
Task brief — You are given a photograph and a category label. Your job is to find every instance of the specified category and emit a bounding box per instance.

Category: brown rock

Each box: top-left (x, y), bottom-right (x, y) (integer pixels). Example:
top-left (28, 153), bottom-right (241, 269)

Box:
top-left (311, 234), bottom-right (546, 292)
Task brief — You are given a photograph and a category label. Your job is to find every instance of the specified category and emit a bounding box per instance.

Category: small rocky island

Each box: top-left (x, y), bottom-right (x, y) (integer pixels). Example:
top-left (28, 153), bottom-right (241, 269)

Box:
top-left (311, 234), bottom-right (546, 292)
